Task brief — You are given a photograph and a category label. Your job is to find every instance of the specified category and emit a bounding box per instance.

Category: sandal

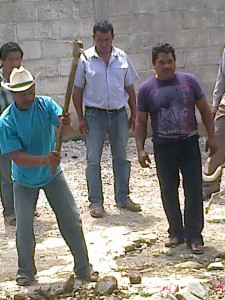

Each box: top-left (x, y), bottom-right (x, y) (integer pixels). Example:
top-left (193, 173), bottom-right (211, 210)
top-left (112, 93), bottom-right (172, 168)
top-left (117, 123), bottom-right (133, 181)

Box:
top-left (189, 242), bottom-right (204, 255)
top-left (77, 268), bottom-right (99, 282)
top-left (4, 214), bottom-right (16, 226)
top-left (164, 236), bottom-right (183, 248)
top-left (16, 275), bottom-right (32, 286)
top-left (89, 204), bottom-right (104, 218)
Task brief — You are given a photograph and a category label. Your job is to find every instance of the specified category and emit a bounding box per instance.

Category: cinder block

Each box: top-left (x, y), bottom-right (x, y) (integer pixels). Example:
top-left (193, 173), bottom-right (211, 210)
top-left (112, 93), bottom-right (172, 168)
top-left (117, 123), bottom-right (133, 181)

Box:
top-left (0, 24), bottom-right (15, 41)
top-left (79, 18), bottom-right (94, 37)
top-left (25, 58), bottom-right (60, 78)
top-left (80, 0), bottom-right (94, 18)
top-left (128, 32), bottom-right (153, 54)
top-left (18, 41), bottom-right (42, 60)
top-left (42, 77), bottom-right (67, 96)
top-left (93, 0), bottom-right (109, 21)
top-left (0, 2), bottom-right (36, 22)
top-left (110, 16), bottom-right (133, 34)
top-left (42, 40), bottom-right (72, 58)
top-left (131, 0), bottom-right (169, 13)
top-left (60, 57), bottom-right (72, 77)
top-left (17, 21), bottom-right (55, 41)
top-left (179, 29), bottom-right (207, 48)
top-left (201, 65), bottom-right (219, 84)
top-left (60, 20), bottom-right (81, 40)
top-left (207, 0), bottom-right (225, 9)
top-left (129, 52), bottom-right (149, 72)
top-left (114, 35), bottom-right (130, 53)
top-left (36, 1), bottom-right (78, 21)
top-left (109, 0), bottom-right (133, 16)
top-left (208, 28), bottom-right (225, 46)
top-left (198, 47), bottom-right (223, 65)
top-left (168, 0), bottom-right (205, 10)
top-left (184, 11), bottom-right (219, 28)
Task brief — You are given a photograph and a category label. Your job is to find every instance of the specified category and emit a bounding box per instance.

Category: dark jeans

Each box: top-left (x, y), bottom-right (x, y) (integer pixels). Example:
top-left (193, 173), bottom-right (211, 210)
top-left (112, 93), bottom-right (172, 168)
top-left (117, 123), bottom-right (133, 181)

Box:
top-left (153, 135), bottom-right (204, 244)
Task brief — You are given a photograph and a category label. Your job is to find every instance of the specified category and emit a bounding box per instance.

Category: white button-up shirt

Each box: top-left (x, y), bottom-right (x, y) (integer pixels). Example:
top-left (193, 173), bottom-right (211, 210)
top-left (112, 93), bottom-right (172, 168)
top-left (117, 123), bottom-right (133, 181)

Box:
top-left (74, 46), bottom-right (138, 110)
top-left (212, 48), bottom-right (225, 108)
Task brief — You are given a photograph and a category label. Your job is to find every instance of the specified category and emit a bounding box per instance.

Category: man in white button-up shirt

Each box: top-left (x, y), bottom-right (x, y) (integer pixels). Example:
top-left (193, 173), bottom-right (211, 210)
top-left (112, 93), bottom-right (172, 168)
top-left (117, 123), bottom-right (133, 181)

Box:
top-left (203, 47), bottom-right (225, 199)
top-left (73, 20), bottom-right (141, 218)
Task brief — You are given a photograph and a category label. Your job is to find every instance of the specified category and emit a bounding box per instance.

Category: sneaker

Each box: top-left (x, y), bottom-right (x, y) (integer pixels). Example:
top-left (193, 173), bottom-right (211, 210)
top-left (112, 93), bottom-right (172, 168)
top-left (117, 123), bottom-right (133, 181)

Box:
top-left (122, 198), bottom-right (141, 212)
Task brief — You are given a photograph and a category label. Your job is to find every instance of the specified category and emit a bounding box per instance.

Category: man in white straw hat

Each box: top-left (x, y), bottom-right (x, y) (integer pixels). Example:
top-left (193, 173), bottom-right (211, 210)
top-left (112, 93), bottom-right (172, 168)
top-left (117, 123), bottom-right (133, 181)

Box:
top-left (0, 42), bottom-right (23, 226)
top-left (0, 66), bottom-right (98, 286)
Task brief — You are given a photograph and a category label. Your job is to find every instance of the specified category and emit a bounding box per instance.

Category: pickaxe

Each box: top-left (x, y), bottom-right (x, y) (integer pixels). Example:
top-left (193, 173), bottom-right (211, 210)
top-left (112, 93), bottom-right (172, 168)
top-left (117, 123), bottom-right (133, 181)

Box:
top-left (51, 39), bottom-right (86, 174)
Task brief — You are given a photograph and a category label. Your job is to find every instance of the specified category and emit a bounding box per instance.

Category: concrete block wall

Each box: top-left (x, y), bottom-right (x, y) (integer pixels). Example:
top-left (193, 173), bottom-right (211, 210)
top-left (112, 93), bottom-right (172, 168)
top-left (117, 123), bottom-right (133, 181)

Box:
top-left (0, 0), bottom-right (225, 136)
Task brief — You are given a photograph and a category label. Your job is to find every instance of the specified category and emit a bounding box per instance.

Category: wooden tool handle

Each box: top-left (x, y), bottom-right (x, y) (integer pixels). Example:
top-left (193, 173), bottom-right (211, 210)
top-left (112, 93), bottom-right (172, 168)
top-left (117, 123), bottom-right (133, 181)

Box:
top-left (51, 40), bottom-right (84, 174)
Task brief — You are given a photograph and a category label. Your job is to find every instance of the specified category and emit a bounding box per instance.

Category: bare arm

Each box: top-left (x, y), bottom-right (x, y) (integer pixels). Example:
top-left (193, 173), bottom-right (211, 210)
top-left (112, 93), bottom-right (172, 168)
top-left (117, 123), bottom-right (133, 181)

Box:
top-left (134, 111), bottom-right (151, 167)
top-left (11, 150), bottom-right (61, 167)
top-left (72, 86), bottom-right (88, 135)
top-left (125, 84), bottom-right (136, 132)
top-left (196, 96), bottom-right (218, 156)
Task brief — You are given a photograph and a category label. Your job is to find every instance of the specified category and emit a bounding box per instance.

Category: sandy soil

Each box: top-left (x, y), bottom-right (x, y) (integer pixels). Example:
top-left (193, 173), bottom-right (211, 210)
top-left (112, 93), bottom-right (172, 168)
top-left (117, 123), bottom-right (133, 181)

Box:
top-left (1, 137), bottom-right (225, 299)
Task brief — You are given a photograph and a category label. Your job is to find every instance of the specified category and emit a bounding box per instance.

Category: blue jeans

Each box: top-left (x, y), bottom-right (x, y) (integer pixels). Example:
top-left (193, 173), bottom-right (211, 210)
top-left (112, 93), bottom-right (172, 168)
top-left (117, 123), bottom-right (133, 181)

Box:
top-left (0, 152), bottom-right (14, 217)
top-left (85, 107), bottom-right (130, 207)
top-left (153, 135), bottom-right (204, 244)
top-left (14, 172), bottom-right (90, 279)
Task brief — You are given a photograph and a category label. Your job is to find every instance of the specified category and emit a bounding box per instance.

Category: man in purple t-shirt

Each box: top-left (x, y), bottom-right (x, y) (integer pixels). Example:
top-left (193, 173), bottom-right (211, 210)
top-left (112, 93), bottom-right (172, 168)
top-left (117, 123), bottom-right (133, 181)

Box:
top-left (135, 42), bottom-right (217, 254)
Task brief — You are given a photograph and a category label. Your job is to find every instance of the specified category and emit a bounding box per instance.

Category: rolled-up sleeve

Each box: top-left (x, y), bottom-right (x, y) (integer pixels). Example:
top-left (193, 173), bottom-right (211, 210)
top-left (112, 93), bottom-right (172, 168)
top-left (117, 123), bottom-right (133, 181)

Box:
top-left (212, 49), bottom-right (225, 107)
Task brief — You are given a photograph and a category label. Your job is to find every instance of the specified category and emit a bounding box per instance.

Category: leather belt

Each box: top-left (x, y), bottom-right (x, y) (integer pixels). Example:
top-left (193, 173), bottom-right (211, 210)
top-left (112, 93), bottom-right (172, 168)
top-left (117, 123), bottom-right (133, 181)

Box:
top-left (85, 106), bottom-right (125, 113)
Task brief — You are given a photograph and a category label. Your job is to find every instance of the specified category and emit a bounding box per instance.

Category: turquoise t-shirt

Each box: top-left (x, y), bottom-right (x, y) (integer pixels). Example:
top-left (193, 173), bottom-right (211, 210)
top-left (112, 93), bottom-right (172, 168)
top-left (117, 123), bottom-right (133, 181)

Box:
top-left (0, 95), bottom-right (62, 187)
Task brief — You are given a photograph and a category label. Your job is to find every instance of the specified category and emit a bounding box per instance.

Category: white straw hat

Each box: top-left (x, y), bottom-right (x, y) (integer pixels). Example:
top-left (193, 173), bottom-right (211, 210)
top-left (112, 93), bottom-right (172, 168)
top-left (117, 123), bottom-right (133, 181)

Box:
top-left (1, 66), bottom-right (39, 92)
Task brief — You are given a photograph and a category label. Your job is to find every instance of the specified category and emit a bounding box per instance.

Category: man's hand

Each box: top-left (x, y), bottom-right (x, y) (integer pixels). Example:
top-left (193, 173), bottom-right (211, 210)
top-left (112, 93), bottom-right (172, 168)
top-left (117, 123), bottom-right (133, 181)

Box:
top-left (58, 112), bottom-right (71, 126)
top-left (45, 150), bottom-right (61, 166)
top-left (205, 137), bottom-right (218, 157)
top-left (211, 106), bottom-right (218, 120)
top-left (138, 150), bottom-right (151, 168)
top-left (79, 116), bottom-right (89, 135)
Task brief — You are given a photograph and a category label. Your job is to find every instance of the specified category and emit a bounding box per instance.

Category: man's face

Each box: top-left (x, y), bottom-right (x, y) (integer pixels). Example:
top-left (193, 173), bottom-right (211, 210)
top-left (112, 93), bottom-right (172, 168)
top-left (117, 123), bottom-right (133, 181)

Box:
top-left (153, 52), bottom-right (176, 81)
top-left (93, 31), bottom-right (114, 55)
top-left (12, 85), bottom-right (35, 110)
top-left (2, 51), bottom-right (22, 77)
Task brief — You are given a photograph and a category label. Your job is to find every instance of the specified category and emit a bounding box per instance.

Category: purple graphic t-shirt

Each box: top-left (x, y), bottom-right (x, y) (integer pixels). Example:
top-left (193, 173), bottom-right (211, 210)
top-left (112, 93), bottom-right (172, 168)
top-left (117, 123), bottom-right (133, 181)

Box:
top-left (137, 71), bottom-right (204, 143)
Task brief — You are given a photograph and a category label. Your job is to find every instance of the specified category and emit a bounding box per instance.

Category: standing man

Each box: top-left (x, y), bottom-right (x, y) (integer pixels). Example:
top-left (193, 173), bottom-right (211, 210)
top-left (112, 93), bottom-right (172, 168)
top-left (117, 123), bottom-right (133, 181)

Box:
top-left (0, 42), bottom-right (23, 226)
top-left (135, 42), bottom-right (217, 254)
top-left (203, 46), bottom-right (225, 199)
top-left (73, 20), bottom-right (141, 218)
top-left (0, 66), bottom-right (97, 286)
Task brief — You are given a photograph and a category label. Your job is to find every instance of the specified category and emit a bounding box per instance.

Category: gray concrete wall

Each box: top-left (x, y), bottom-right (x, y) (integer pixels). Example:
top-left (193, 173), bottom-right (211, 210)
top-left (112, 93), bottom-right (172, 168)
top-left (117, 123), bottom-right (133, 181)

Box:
top-left (1, 0), bottom-right (225, 137)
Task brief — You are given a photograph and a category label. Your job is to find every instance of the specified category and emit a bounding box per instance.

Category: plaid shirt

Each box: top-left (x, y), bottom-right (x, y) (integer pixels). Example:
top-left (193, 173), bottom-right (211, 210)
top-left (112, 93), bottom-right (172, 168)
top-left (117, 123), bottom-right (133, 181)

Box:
top-left (0, 71), bottom-right (13, 114)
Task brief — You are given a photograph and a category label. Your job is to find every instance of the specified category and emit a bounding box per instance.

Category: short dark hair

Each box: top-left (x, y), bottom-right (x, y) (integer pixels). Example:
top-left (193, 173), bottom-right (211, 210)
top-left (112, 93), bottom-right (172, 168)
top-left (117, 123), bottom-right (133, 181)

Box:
top-left (93, 20), bottom-right (114, 35)
top-left (0, 42), bottom-right (23, 62)
top-left (152, 42), bottom-right (176, 64)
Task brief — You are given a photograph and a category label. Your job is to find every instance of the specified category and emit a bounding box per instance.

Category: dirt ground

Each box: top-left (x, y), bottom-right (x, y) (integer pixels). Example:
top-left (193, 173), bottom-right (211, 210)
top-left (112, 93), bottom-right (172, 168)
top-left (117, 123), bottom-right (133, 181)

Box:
top-left (1, 137), bottom-right (225, 299)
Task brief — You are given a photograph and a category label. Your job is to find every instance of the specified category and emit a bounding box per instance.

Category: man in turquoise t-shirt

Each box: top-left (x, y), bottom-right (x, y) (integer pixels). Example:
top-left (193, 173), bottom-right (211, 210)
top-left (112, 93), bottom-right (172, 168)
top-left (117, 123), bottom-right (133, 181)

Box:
top-left (0, 66), bottom-right (98, 286)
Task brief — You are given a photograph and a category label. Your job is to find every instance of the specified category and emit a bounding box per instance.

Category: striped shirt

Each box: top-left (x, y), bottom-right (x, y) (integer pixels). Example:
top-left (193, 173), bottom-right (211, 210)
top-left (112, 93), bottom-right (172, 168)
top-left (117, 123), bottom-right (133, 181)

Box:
top-left (0, 71), bottom-right (13, 114)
